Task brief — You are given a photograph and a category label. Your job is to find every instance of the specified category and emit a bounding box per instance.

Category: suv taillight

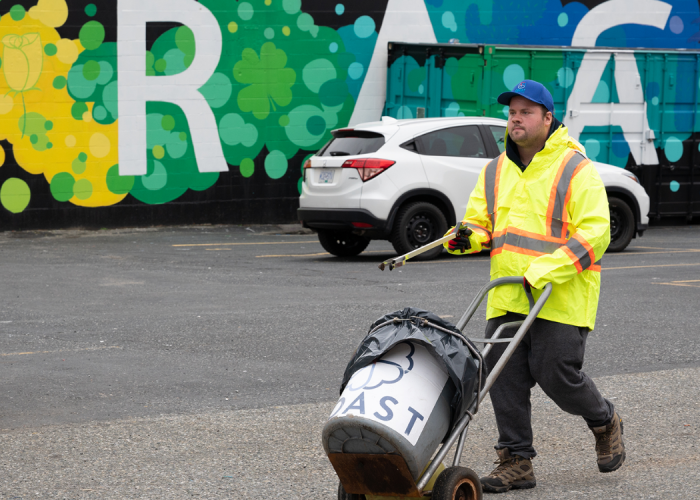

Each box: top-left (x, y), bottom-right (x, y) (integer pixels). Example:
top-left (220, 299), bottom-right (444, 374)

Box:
top-left (303, 159), bottom-right (311, 182)
top-left (342, 158), bottom-right (395, 182)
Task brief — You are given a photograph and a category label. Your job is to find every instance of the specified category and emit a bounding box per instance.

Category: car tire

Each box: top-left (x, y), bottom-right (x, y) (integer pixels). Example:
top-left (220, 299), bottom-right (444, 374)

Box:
top-left (608, 196), bottom-right (635, 252)
top-left (390, 201), bottom-right (448, 260)
top-left (317, 230), bottom-right (370, 257)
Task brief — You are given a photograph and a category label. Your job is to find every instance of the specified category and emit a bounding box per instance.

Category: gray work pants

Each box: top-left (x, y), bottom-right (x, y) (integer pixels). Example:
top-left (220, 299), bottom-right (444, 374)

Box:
top-left (485, 312), bottom-right (614, 459)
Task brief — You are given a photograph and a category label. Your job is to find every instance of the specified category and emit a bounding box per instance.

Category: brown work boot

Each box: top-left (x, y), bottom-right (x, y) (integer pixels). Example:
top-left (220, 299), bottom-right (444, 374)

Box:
top-left (480, 448), bottom-right (536, 493)
top-left (590, 411), bottom-right (626, 473)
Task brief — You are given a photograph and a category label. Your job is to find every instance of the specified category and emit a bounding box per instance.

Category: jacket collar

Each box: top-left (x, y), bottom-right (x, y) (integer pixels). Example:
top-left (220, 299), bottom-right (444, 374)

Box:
top-left (505, 117), bottom-right (564, 171)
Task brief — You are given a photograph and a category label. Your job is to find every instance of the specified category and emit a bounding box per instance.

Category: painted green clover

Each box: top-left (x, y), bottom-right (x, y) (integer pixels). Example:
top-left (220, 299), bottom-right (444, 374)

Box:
top-left (234, 42), bottom-right (296, 120)
top-left (2, 33), bottom-right (43, 137)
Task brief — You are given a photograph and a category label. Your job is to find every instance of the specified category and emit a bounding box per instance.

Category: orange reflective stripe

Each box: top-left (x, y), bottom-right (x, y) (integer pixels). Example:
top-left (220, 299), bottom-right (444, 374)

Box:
top-left (589, 264), bottom-right (601, 273)
top-left (546, 150), bottom-right (576, 236)
top-left (562, 245), bottom-right (584, 273)
top-left (563, 159), bottom-right (592, 230)
top-left (562, 233), bottom-right (596, 272)
top-left (573, 233), bottom-right (596, 267)
top-left (547, 151), bottom-right (588, 239)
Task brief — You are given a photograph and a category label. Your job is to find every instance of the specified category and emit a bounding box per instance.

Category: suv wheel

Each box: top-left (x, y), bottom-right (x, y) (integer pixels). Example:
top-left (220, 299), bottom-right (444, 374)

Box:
top-left (390, 202), bottom-right (448, 260)
top-left (317, 230), bottom-right (370, 257)
top-left (608, 196), bottom-right (635, 252)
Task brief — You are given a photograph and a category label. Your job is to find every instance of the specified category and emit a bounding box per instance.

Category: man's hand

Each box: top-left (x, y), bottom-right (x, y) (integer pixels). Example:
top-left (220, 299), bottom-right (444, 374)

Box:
top-left (448, 227), bottom-right (472, 253)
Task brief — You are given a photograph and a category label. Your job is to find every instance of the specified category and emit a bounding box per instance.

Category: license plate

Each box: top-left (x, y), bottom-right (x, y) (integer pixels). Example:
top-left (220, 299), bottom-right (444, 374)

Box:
top-left (319, 169), bottom-right (334, 184)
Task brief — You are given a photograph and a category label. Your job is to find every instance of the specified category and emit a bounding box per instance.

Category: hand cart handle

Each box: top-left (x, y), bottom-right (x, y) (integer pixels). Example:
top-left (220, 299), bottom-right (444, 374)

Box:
top-left (415, 277), bottom-right (552, 493)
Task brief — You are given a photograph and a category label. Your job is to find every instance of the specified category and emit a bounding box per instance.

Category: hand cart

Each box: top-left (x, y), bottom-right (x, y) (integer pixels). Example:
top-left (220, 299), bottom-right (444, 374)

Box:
top-left (331, 277), bottom-right (552, 500)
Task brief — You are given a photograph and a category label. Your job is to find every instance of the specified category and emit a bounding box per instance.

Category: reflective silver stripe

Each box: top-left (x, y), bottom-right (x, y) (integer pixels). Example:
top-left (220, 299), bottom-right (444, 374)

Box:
top-left (550, 152), bottom-right (587, 238)
top-left (505, 232), bottom-right (561, 255)
top-left (565, 237), bottom-right (593, 270)
top-left (492, 234), bottom-right (505, 251)
top-left (483, 156), bottom-right (501, 230)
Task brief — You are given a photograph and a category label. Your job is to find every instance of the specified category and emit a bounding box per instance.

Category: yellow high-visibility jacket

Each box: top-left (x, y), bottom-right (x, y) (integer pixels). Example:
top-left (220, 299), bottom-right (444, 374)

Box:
top-left (445, 125), bottom-right (610, 330)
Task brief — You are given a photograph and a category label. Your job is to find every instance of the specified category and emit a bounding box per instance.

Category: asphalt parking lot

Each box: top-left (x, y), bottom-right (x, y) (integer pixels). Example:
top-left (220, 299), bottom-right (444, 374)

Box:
top-left (1, 224), bottom-right (699, 498)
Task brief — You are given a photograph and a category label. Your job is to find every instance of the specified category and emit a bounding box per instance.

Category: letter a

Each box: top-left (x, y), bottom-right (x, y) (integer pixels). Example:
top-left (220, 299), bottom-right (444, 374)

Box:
top-left (117, 0), bottom-right (228, 175)
top-left (343, 393), bottom-right (366, 415)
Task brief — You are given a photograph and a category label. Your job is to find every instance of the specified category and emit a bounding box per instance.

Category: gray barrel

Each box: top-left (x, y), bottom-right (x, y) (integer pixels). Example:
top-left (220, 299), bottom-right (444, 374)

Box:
top-left (322, 342), bottom-right (455, 485)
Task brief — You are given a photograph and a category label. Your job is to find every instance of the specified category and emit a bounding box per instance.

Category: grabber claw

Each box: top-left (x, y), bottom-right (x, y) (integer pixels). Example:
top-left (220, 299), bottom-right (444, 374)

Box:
top-left (377, 224), bottom-right (468, 271)
top-left (378, 255), bottom-right (407, 271)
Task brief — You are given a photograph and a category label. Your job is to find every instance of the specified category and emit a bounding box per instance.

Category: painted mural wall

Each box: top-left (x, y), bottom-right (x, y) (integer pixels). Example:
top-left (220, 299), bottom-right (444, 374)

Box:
top-left (0, 0), bottom-right (698, 229)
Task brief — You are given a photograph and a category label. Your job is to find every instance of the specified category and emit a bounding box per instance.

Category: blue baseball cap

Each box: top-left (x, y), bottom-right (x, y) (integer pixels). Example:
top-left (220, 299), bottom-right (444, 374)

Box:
top-left (497, 80), bottom-right (554, 113)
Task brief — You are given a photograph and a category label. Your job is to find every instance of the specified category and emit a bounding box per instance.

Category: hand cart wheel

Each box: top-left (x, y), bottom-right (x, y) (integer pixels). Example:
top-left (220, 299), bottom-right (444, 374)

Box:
top-left (337, 481), bottom-right (366, 500)
top-left (431, 466), bottom-right (482, 500)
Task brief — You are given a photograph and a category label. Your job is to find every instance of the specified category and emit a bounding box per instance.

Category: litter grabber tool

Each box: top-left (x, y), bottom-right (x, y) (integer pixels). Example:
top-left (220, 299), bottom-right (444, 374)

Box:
top-left (323, 277), bottom-right (551, 500)
top-left (378, 225), bottom-right (472, 271)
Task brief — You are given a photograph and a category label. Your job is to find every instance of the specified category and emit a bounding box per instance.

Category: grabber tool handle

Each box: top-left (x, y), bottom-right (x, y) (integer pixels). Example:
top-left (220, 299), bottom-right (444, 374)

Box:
top-left (378, 223), bottom-right (472, 271)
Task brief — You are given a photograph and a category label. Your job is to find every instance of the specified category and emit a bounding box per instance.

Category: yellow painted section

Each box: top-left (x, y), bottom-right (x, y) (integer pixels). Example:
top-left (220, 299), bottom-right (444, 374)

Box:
top-left (0, 12), bottom-right (126, 208)
top-left (28, 0), bottom-right (69, 28)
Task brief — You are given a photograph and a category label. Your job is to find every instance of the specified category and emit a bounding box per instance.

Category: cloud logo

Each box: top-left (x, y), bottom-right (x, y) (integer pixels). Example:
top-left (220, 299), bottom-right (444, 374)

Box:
top-left (346, 343), bottom-right (415, 392)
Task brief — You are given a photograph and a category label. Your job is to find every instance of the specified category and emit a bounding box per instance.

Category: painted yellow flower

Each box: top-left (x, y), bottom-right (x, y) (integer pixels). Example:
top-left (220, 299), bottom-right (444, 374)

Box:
top-left (2, 33), bottom-right (43, 93)
top-left (2, 33), bottom-right (43, 138)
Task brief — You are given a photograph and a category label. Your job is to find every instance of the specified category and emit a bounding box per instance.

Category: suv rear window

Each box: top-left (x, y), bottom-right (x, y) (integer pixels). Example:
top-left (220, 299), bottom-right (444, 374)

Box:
top-left (318, 131), bottom-right (385, 157)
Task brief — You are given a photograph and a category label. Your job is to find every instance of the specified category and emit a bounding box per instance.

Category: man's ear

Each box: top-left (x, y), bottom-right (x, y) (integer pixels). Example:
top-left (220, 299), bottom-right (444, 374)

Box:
top-left (544, 111), bottom-right (553, 126)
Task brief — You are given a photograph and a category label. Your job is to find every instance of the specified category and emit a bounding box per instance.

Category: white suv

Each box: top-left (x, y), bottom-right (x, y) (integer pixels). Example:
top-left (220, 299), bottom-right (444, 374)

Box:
top-left (298, 116), bottom-right (650, 258)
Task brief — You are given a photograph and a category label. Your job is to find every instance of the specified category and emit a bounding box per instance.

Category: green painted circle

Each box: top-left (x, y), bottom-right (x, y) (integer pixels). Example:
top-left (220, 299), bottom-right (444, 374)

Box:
top-left (264, 27), bottom-right (274, 39)
top-left (53, 76), bottom-right (67, 89)
top-left (279, 115), bottom-right (290, 127)
top-left (79, 21), bottom-right (105, 51)
top-left (303, 59), bottom-right (337, 93)
top-left (283, 0), bottom-right (301, 15)
top-left (219, 113), bottom-right (259, 147)
top-left (306, 115), bottom-right (326, 136)
top-left (50, 172), bottom-right (75, 202)
top-left (142, 160), bottom-right (168, 191)
top-left (238, 2), bottom-right (254, 20)
top-left (152, 145), bottom-right (165, 159)
top-left (71, 102), bottom-right (88, 120)
top-left (46, 142), bottom-right (53, 149)
top-left (161, 115), bottom-right (176, 131)
top-left (264, 150), bottom-right (288, 180)
top-left (72, 158), bottom-right (86, 174)
top-left (155, 59), bottom-right (167, 73)
top-left (1, 178), bottom-right (30, 213)
top-left (199, 72), bottom-right (232, 109)
top-left (319, 79), bottom-right (348, 107)
top-left (44, 120), bottom-right (53, 131)
top-left (93, 105), bottom-right (107, 121)
top-left (30, 134), bottom-right (38, 144)
top-left (240, 158), bottom-right (254, 178)
top-left (83, 60), bottom-right (101, 81)
top-left (44, 43), bottom-right (57, 56)
top-left (73, 179), bottom-right (93, 200)
top-left (9, 5), bottom-right (26, 21)
top-left (77, 152), bottom-right (87, 162)
top-left (106, 165), bottom-right (134, 195)
top-left (85, 4), bottom-right (97, 16)
top-left (179, 132), bottom-right (187, 141)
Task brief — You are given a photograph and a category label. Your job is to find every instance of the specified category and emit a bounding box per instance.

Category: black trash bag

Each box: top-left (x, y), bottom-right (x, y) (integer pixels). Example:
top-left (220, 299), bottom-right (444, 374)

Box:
top-left (340, 307), bottom-right (483, 433)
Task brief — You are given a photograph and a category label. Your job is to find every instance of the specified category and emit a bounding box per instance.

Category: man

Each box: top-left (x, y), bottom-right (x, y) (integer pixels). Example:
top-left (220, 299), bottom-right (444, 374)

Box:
top-left (445, 80), bottom-right (625, 493)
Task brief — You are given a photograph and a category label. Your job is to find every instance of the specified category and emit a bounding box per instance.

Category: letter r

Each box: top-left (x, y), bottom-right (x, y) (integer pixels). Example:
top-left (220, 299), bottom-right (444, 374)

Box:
top-left (117, 0), bottom-right (228, 175)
